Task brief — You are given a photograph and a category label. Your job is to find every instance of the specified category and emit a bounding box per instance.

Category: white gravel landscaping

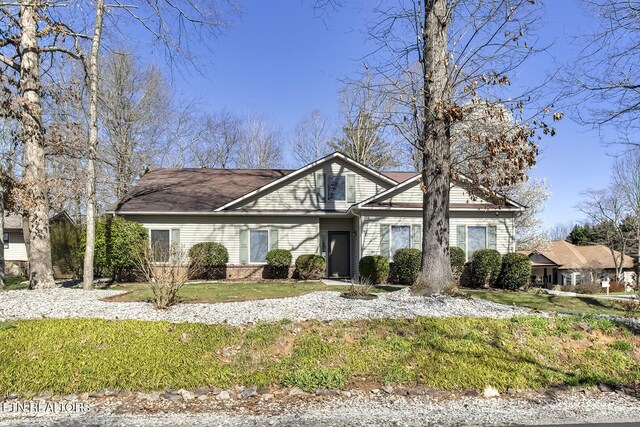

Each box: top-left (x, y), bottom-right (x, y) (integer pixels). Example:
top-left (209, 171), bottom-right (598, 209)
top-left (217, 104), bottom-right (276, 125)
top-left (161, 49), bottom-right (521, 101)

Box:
top-left (0, 288), bottom-right (531, 324)
top-left (2, 392), bottom-right (640, 426)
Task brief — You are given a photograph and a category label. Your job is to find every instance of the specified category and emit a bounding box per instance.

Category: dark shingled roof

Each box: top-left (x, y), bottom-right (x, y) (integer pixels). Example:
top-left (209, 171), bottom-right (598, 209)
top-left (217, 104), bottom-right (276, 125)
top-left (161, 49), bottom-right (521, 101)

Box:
top-left (114, 167), bottom-right (423, 213)
top-left (115, 168), bottom-right (295, 213)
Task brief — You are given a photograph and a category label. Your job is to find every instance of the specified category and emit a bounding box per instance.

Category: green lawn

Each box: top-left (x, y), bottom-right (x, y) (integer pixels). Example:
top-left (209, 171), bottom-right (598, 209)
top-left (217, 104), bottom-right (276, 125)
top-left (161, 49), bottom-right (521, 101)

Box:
top-left (107, 281), bottom-right (368, 303)
top-left (464, 289), bottom-right (636, 317)
top-left (0, 316), bottom-right (637, 396)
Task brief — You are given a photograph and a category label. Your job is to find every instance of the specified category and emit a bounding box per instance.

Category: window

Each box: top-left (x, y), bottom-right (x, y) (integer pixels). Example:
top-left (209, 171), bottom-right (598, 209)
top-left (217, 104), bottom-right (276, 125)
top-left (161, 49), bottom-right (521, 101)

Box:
top-left (150, 229), bottom-right (170, 262)
top-left (250, 230), bottom-right (269, 263)
top-left (391, 225), bottom-right (411, 259)
top-left (467, 226), bottom-right (486, 259)
top-left (327, 175), bottom-right (346, 201)
top-left (3, 232), bottom-right (8, 249)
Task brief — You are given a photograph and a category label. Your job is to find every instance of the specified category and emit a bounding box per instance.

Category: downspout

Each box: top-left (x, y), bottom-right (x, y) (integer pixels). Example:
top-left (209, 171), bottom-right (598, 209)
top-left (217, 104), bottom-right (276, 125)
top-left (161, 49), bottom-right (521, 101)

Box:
top-left (352, 209), bottom-right (363, 278)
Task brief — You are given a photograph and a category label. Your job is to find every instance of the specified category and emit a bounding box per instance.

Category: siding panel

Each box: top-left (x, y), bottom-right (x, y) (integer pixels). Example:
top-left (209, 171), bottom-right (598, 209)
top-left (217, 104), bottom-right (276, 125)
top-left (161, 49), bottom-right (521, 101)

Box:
top-left (4, 231), bottom-right (28, 261)
top-left (122, 215), bottom-right (319, 265)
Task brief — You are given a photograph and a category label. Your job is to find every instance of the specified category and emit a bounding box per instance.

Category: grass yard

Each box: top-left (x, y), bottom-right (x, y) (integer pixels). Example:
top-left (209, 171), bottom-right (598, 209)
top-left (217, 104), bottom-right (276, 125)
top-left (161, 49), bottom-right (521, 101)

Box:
top-left (0, 316), bottom-right (638, 396)
top-left (464, 289), bottom-right (636, 317)
top-left (107, 281), bottom-right (374, 303)
top-left (2, 276), bottom-right (27, 290)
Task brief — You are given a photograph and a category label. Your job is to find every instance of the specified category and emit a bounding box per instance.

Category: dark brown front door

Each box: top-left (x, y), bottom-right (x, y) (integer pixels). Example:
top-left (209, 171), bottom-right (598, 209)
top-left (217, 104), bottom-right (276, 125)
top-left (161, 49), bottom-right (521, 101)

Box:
top-left (328, 231), bottom-right (350, 278)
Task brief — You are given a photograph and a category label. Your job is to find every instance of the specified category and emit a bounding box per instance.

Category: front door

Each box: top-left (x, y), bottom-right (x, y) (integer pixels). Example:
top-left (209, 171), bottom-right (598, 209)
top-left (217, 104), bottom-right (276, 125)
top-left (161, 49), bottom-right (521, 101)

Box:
top-left (328, 231), bottom-right (350, 278)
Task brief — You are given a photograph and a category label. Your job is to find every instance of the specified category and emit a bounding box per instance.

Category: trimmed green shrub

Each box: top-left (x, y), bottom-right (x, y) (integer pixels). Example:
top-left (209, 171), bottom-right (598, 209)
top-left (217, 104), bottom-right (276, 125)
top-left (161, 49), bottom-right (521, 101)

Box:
top-left (450, 246), bottom-right (465, 281)
top-left (393, 248), bottom-right (422, 286)
top-left (85, 216), bottom-right (148, 281)
top-left (470, 249), bottom-right (502, 288)
top-left (266, 249), bottom-right (292, 268)
top-left (295, 254), bottom-right (326, 280)
top-left (189, 242), bottom-right (229, 279)
top-left (265, 249), bottom-right (293, 279)
top-left (359, 255), bottom-right (390, 284)
top-left (496, 253), bottom-right (532, 291)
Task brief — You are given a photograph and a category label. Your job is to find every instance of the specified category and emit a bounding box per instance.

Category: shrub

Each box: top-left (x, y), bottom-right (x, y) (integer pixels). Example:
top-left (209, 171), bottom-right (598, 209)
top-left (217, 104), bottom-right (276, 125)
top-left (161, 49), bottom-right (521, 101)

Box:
top-left (266, 249), bottom-right (292, 268)
top-left (575, 282), bottom-right (602, 294)
top-left (450, 246), bottom-right (466, 282)
top-left (470, 249), bottom-right (502, 288)
top-left (265, 249), bottom-right (292, 279)
top-left (393, 248), bottom-right (422, 286)
top-left (609, 281), bottom-right (626, 293)
top-left (495, 252), bottom-right (531, 291)
top-left (295, 254), bottom-right (326, 280)
top-left (51, 221), bottom-right (82, 278)
top-left (358, 255), bottom-right (390, 284)
top-left (188, 242), bottom-right (229, 279)
top-left (85, 216), bottom-right (148, 281)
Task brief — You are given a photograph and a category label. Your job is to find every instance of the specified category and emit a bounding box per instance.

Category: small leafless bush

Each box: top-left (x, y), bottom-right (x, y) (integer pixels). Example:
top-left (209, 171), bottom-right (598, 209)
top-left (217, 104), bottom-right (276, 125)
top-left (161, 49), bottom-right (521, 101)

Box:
top-left (134, 243), bottom-right (201, 309)
top-left (574, 282), bottom-right (603, 295)
top-left (617, 292), bottom-right (640, 317)
top-left (348, 276), bottom-right (374, 296)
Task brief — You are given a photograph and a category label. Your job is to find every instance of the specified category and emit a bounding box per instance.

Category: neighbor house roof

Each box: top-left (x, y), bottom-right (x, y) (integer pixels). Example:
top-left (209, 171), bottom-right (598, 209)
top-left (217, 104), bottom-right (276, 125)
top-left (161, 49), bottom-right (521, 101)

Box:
top-left (528, 240), bottom-right (634, 270)
top-left (3, 211), bottom-right (74, 230)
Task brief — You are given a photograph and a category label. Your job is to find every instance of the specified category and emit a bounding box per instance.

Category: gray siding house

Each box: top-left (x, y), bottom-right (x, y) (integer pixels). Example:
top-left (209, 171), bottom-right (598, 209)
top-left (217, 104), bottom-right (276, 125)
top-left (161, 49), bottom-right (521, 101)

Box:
top-left (114, 152), bottom-right (523, 279)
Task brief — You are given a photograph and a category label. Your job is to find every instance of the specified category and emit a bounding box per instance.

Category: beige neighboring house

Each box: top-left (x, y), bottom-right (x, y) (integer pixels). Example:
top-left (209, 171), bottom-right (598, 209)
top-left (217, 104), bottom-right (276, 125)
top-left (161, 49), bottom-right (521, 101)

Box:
top-left (524, 240), bottom-right (635, 287)
top-left (2, 211), bottom-right (75, 276)
top-left (113, 152), bottom-right (524, 279)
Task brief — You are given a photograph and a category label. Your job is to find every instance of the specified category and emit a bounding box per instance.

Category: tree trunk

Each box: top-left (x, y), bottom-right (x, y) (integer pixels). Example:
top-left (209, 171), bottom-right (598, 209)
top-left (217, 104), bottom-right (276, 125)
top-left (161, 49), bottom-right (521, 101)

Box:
top-left (82, 0), bottom-right (106, 290)
top-left (20, 0), bottom-right (56, 289)
top-left (414, 0), bottom-right (454, 295)
top-left (0, 177), bottom-right (4, 290)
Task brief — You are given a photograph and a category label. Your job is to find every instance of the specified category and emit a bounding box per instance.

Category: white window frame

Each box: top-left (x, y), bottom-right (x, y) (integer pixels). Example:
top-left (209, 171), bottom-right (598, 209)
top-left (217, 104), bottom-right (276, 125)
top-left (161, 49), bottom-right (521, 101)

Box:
top-left (149, 228), bottom-right (172, 263)
top-left (3, 232), bottom-right (8, 249)
top-left (465, 225), bottom-right (488, 258)
top-left (390, 225), bottom-right (412, 259)
top-left (249, 229), bottom-right (270, 265)
top-left (326, 175), bottom-right (346, 202)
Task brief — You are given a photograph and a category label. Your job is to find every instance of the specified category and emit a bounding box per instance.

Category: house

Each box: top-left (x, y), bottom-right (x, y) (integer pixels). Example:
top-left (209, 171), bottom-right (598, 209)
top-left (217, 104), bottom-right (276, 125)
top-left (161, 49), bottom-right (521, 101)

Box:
top-left (113, 152), bottom-right (523, 279)
top-left (2, 211), bottom-right (75, 276)
top-left (523, 240), bottom-right (635, 286)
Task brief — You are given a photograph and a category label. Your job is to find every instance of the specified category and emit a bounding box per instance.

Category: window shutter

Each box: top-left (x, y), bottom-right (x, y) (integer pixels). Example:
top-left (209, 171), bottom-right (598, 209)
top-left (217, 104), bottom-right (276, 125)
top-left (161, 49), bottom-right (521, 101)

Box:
top-left (269, 229), bottom-right (279, 250)
top-left (488, 225), bottom-right (497, 250)
top-left (239, 229), bottom-right (248, 265)
top-left (317, 173), bottom-right (325, 202)
top-left (412, 224), bottom-right (422, 250)
top-left (380, 224), bottom-right (390, 258)
top-left (457, 225), bottom-right (467, 259)
top-left (171, 228), bottom-right (181, 262)
top-left (346, 174), bottom-right (356, 203)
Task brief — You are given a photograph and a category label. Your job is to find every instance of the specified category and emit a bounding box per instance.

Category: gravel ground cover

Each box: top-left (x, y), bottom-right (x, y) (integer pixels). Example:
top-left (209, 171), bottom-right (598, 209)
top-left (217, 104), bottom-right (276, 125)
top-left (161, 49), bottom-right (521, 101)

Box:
top-left (1, 390), bottom-right (639, 426)
top-left (0, 288), bottom-right (530, 324)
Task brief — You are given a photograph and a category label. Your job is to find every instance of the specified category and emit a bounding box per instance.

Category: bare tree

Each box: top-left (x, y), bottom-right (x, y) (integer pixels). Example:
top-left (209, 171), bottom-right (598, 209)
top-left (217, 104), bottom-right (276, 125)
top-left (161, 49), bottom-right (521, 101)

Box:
top-left (578, 188), bottom-right (631, 281)
top-left (611, 151), bottom-right (640, 280)
top-left (339, 0), bottom-right (561, 294)
top-left (82, 0), bottom-right (106, 290)
top-left (569, 0), bottom-right (640, 146)
top-left (292, 109), bottom-right (331, 166)
top-left (330, 74), bottom-right (398, 169)
top-left (98, 52), bottom-right (173, 200)
top-left (188, 111), bottom-right (242, 168)
top-left (236, 115), bottom-right (283, 169)
top-left (547, 222), bottom-right (575, 241)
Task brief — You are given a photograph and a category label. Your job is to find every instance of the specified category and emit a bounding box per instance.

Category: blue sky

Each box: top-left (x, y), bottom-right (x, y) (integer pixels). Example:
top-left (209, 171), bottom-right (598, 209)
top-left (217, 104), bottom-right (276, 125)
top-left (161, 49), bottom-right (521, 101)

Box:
top-left (133, 0), bottom-right (620, 230)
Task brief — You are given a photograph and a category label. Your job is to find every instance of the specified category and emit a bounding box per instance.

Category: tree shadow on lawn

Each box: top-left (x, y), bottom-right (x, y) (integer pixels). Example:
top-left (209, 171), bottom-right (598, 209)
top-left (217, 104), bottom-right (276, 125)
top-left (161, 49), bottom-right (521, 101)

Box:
top-left (419, 322), bottom-right (635, 390)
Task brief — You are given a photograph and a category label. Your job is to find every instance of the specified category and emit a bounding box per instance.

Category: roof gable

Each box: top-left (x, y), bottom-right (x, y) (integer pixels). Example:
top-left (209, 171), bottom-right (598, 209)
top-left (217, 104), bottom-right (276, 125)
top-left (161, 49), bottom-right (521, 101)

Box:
top-left (357, 174), bottom-right (524, 211)
top-left (215, 152), bottom-right (398, 211)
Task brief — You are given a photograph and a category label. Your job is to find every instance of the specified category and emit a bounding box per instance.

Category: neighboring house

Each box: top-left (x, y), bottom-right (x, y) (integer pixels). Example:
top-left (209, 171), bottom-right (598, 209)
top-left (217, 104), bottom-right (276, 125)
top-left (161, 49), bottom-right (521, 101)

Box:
top-left (2, 211), bottom-right (75, 276)
top-left (114, 152), bottom-right (523, 279)
top-left (523, 240), bottom-right (635, 286)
